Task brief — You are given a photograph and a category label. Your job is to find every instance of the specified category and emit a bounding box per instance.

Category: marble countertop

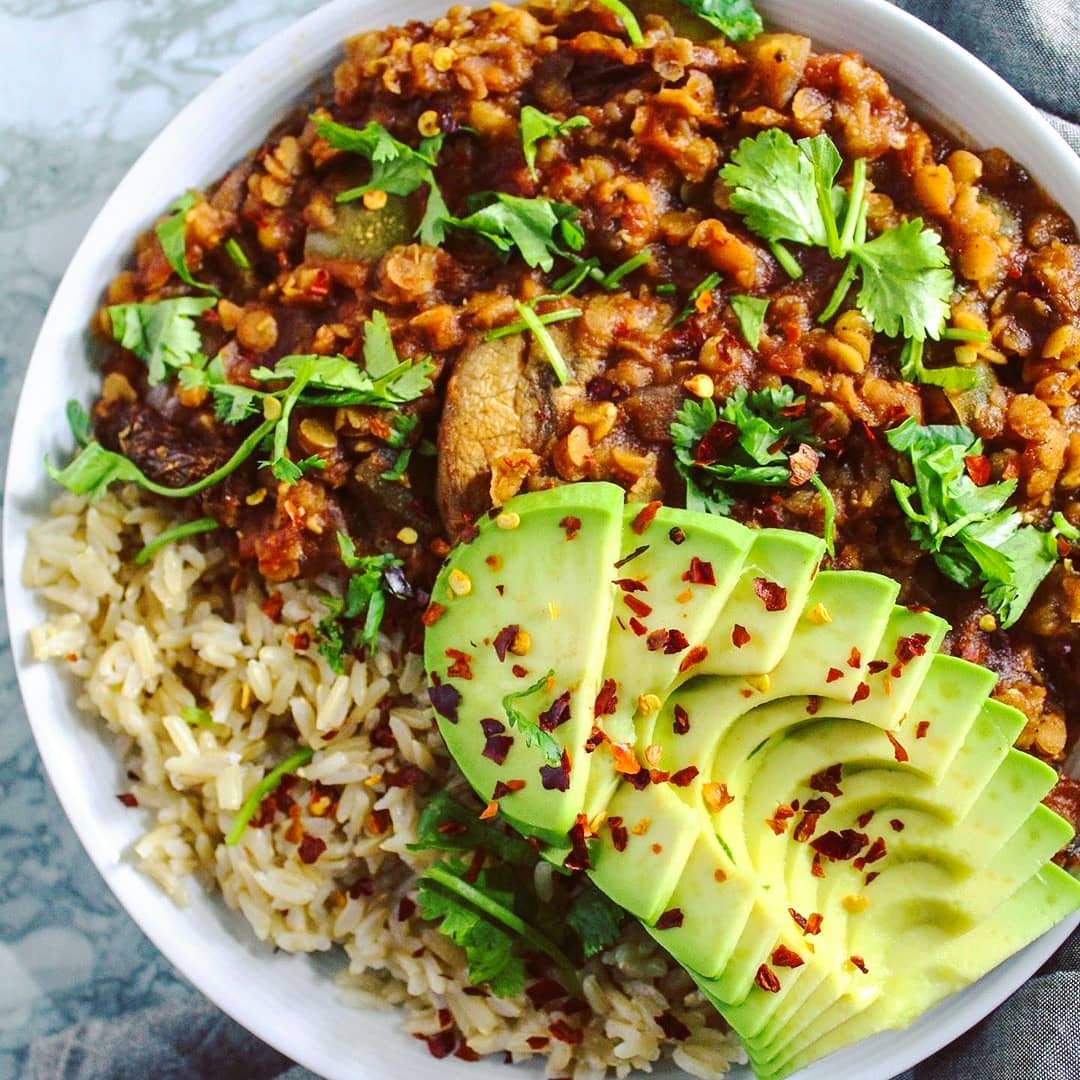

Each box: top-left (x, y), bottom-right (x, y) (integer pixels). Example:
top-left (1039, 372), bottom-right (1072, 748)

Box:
top-left (0, 3), bottom-right (316, 1075)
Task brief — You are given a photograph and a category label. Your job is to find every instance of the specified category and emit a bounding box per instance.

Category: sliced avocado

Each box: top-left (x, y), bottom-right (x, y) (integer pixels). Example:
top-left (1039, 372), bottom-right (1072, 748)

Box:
top-left (423, 482), bottom-right (623, 843)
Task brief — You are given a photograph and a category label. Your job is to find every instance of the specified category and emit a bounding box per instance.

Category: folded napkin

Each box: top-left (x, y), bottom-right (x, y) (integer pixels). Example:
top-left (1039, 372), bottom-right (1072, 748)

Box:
top-left (23, 1), bottom-right (1079, 1078)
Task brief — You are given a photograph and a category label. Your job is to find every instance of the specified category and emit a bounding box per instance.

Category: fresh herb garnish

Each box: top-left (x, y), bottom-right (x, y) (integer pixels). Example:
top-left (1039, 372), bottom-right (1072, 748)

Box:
top-left (380, 448), bottom-right (412, 482)
top-left (316, 532), bottom-right (407, 672)
top-left (224, 237), bottom-right (252, 271)
top-left (671, 386), bottom-right (835, 551)
top-left (312, 115), bottom-right (448, 246)
top-left (180, 704), bottom-right (224, 731)
top-left (66, 399), bottom-right (92, 448)
top-left (156, 192), bottom-right (219, 294)
top-left (445, 192), bottom-right (584, 272)
top-left (107, 296), bottom-right (217, 385)
top-left (502, 670), bottom-right (563, 765)
top-left (886, 418), bottom-right (1072, 626)
top-left (676, 0), bottom-right (763, 42)
top-left (550, 250), bottom-right (651, 295)
top-left (673, 272), bottom-right (722, 325)
top-left (226, 746), bottom-right (314, 845)
top-left (897, 336), bottom-right (977, 391)
top-left (485, 306), bottom-right (582, 343)
top-left (512, 301), bottom-right (575, 384)
top-left (566, 882), bottom-right (625, 958)
top-left (135, 517), bottom-right (219, 565)
top-left (408, 790), bottom-right (536, 863)
top-left (520, 106), bottom-right (590, 180)
top-left (596, 0), bottom-right (644, 46)
top-left (729, 295), bottom-right (769, 351)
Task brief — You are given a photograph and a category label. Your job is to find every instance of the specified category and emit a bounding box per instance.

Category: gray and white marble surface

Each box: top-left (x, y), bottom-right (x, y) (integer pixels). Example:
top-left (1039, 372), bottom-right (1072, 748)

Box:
top-left (1, 3), bottom-right (1078, 1080)
top-left (0, 3), bottom-right (316, 1076)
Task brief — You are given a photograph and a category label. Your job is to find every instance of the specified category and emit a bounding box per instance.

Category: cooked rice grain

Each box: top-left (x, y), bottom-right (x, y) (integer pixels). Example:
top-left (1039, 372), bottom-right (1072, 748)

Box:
top-left (25, 485), bottom-right (746, 1078)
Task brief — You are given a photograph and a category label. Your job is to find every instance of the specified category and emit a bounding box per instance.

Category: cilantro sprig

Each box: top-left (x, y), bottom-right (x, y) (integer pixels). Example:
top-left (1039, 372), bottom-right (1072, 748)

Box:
top-left (886, 418), bottom-right (1074, 626)
top-left (312, 115), bottom-right (449, 246)
top-left (671, 385), bottom-right (836, 552)
top-left (677, 0), bottom-right (764, 42)
top-left (502, 670), bottom-right (563, 765)
top-left (107, 297), bottom-right (217, 385)
top-left (155, 192), bottom-right (219, 295)
top-left (520, 106), bottom-right (590, 180)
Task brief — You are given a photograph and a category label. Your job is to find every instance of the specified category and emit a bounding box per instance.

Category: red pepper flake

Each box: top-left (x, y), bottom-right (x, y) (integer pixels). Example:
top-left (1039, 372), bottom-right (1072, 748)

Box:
top-left (804, 912), bottom-right (823, 935)
top-left (458, 522), bottom-right (480, 545)
top-left (964, 454), bottom-right (991, 486)
top-left (493, 624), bottom-right (519, 662)
top-left (789, 908), bottom-right (809, 932)
top-left (848, 646), bottom-right (862, 669)
top-left (298, 835), bottom-right (327, 864)
top-left (397, 896), bottom-right (417, 921)
top-left (856, 810), bottom-right (875, 828)
top-left (803, 797), bottom-right (829, 814)
top-left (626, 767), bottom-right (652, 790)
top-left (811, 853), bottom-right (826, 878)
top-left (656, 908), bottom-right (684, 930)
top-left (811, 829), bottom-right (869, 862)
top-left (423, 1029), bottom-right (457, 1059)
top-left (548, 1019), bottom-right (582, 1045)
top-left (614, 544), bottom-right (649, 569)
top-left (651, 842), bottom-right (663, 854)
top-left (348, 877), bottom-right (375, 898)
top-left (806, 696), bottom-right (821, 715)
top-left (512, 664), bottom-right (528, 678)
top-left (865, 871), bottom-right (880, 885)
top-left (755, 964), bottom-right (781, 993)
top-left (624, 593), bottom-right (653, 618)
top-left (614, 577), bottom-right (648, 592)
top-left (673, 704), bottom-right (690, 735)
top-left (766, 816), bottom-right (788, 836)
top-left (593, 679), bottom-right (618, 718)
top-left (261, 592), bottom-right (285, 621)
top-left (793, 813), bottom-right (820, 843)
top-left (656, 1011), bottom-right (691, 1040)
top-left (559, 515), bottom-right (582, 539)
top-left (678, 645), bottom-right (708, 673)
top-left (608, 815), bottom-right (629, 852)
top-left (538, 691), bottom-right (572, 732)
top-left (851, 681), bottom-right (870, 704)
top-left (695, 420), bottom-right (739, 465)
top-left (682, 557), bottom-right (716, 586)
top-left (117, 792), bottom-right (138, 807)
top-left (480, 718), bottom-right (513, 765)
top-left (753, 577), bottom-right (788, 611)
top-left (788, 443), bottom-right (820, 487)
top-left (703, 782), bottom-right (734, 813)
top-left (809, 764), bottom-right (843, 796)
top-left (895, 633), bottom-right (931, 665)
top-left (886, 732), bottom-right (909, 762)
top-left (647, 627), bottom-right (690, 654)
top-left (825, 667), bottom-right (844, 684)
top-left (610, 742), bottom-right (641, 775)
top-left (867, 659), bottom-right (889, 675)
top-left (771, 945), bottom-right (804, 969)
top-left (495, 584), bottom-right (505, 596)
top-left (849, 955), bottom-right (869, 974)
top-left (455, 1044), bottom-right (479, 1062)
top-left (864, 837), bottom-right (887, 864)
top-left (485, 554), bottom-right (501, 571)
top-left (491, 778), bottom-right (526, 800)
top-left (478, 800), bottom-right (499, 820)
top-left (428, 682), bottom-right (462, 723)
top-left (669, 765), bottom-right (699, 787)
top-left (585, 726), bottom-right (607, 753)
top-left (445, 648), bottom-right (473, 680)
top-left (525, 1036), bottom-right (550, 1051)
top-left (526, 978), bottom-right (567, 1009)
top-left (293, 630), bottom-right (310, 651)
top-left (628, 617), bottom-right (648, 637)
top-left (731, 624), bottom-right (751, 649)
top-left (540, 749), bottom-right (572, 792)
top-left (669, 527), bottom-right (687, 545)
top-left (631, 501), bottom-right (662, 535)
top-left (649, 769), bottom-right (670, 784)
top-left (915, 720), bottom-right (930, 739)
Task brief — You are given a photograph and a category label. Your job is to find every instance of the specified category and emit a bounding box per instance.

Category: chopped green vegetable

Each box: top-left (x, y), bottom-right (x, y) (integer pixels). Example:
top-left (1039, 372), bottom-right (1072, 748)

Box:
top-left (226, 746), bottom-right (315, 845)
top-left (566, 883), bottom-right (625, 958)
top-left (520, 106), bottom-right (591, 179)
top-left (380, 448), bottom-right (412, 482)
top-left (898, 336), bottom-right (977, 391)
top-left (135, 517), bottom-right (219, 565)
top-left (673, 272), bottom-right (722, 325)
top-left (656, 282), bottom-right (677, 296)
top-left (675, 0), bottom-right (763, 41)
top-left (551, 257), bottom-right (602, 295)
top-left (485, 306), bottom-right (583, 343)
top-left (941, 326), bottom-right (992, 344)
top-left (155, 192), bottom-right (219, 294)
top-left (107, 296), bottom-right (217, 385)
top-left (66, 399), bottom-right (92, 448)
top-left (312, 115), bottom-right (448, 246)
top-left (445, 192), bottom-right (584, 271)
top-left (419, 859), bottom-right (580, 995)
top-left (599, 249), bottom-right (651, 289)
top-left (224, 237), bottom-right (252, 271)
top-left (768, 239), bottom-right (804, 280)
top-left (181, 705), bottom-right (227, 734)
top-left (502, 670), bottom-right (563, 765)
top-left (596, 0), bottom-right (644, 46)
top-left (886, 418), bottom-right (1070, 627)
top-left (513, 301), bottom-right (574, 384)
top-left (729, 294), bottom-right (769, 351)
top-left (408, 790), bottom-right (536, 864)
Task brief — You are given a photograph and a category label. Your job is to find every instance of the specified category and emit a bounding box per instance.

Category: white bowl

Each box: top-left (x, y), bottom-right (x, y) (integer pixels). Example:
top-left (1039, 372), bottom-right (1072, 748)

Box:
top-left (5, 1), bottom-right (1077, 1077)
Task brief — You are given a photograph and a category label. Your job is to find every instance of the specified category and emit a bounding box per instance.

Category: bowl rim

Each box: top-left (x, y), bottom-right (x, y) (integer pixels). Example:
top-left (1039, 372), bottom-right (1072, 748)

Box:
top-left (4, 1), bottom-right (1077, 1078)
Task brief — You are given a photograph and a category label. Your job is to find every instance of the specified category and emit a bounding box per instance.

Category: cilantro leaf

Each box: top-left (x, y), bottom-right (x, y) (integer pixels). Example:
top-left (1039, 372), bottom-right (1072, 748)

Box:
top-left (446, 193), bottom-right (584, 272)
top-left (65, 399), bottom-right (92, 448)
top-left (155, 192), bottom-right (219, 294)
top-left (502, 670), bottom-right (563, 765)
top-left (596, 0), bottom-right (644, 45)
top-left (567, 883), bottom-right (625, 959)
top-left (312, 115), bottom-right (448, 245)
top-left (520, 106), bottom-right (591, 180)
top-left (676, 0), bottom-right (763, 41)
top-left (107, 296), bottom-right (217, 385)
top-left (897, 336), bottom-right (977, 390)
top-left (408, 791), bottom-right (536, 864)
top-left (851, 218), bottom-right (953, 340)
top-left (673, 272), bottom-right (722, 326)
top-left (885, 418), bottom-right (1066, 626)
top-left (729, 294), bottom-right (768, 351)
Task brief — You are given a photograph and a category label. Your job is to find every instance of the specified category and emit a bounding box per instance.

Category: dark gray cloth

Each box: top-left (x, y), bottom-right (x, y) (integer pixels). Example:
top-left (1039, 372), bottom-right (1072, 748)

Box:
top-left (24, 1), bottom-right (1079, 1078)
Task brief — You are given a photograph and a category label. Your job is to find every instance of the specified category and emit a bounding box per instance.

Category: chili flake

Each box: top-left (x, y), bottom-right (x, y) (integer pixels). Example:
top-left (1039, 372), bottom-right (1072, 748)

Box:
top-left (559, 515), bottom-right (582, 539)
top-left (585, 726), bottom-right (607, 753)
top-left (117, 792), bottom-right (138, 807)
top-left (428, 682), bottom-right (462, 723)
top-left (491, 778), bottom-right (525, 799)
top-left (863, 837), bottom-right (887, 864)
top-left (539, 749), bottom-right (572, 791)
top-left (669, 527), bottom-right (687, 545)
top-left (886, 732), bottom-right (909, 762)
top-left (629, 617), bottom-right (648, 637)
top-left (755, 964), bottom-right (781, 993)
top-left (964, 454), bottom-right (991, 486)
top-left (851, 681), bottom-right (870, 704)
top-left (656, 1012), bottom-right (691, 1040)
top-left (670, 765), bottom-right (699, 787)
top-left (732, 624), bottom-right (751, 649)
top-left (826, 667), bottom-right (844, 683)
top-left (890, 818), bottom-right (905, 832)
top-left (647, 627), bottom-right (690, 654)
top-left (809, 763), bottom-right (843, 796)
top-left (538, 691), bottom-right (572, 732)
top-left (703, 781), bottom-right (734, 812)
top-left (565, 814), bottom-right (591, 871)
top-left (793, 812), bottom-right (820, 843)
top-left (915, 720), bottom-right (930, 739)
top-left (493, 624), bottom-right (519, 662)
top-left (848, 646), bottom-right (862, 669)
top-left (682, 557), bottom-right (716, 585)
top-left (480, 718), bottom-right (513, 765)
top-left (811, 829), bottom-right (869, 862)
top-left (631, 501), bottom-right (662, 535)
top-left (298, 835), bottom-right (327, 864)
top-left (673, 704), bottom-right (690, 735)
top-left (656, 908), bottom-right (684, 930)
top-left (895, 632), bottom-right (931, 665)
top-left (678, 645), bottom-right (708, 673)
top-left (614, 544), bottom-right (649, 568)
top-left (806, 696), bottom-right (821, 715)
top-left (548, 1020), bottom-right (582, 1046)
top-left (614, 577), bottom-right (648, 592)
top-left (608, 815), bottom-right (629, 852)
top-left (849, 955), bottom-right (869, 974)
top-left (771, 945), bottom-right (804, 969)
top-left (856, 810), bottom-right (874, 828)
top-left (445, 648), bottom-right (473, 680)
top-left (624, 593), bottom-right (653, 618)
top-left (753, 577), bottom-right (788, 611)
